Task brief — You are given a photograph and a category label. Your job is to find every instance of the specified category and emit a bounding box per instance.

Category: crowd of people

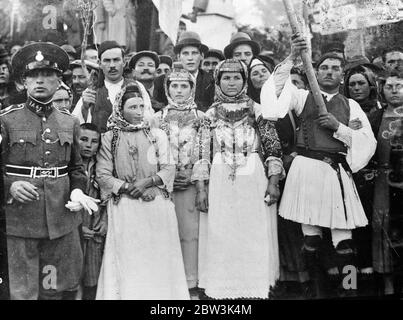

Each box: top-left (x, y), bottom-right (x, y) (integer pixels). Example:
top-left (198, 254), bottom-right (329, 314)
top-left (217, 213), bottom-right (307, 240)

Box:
top-left (1, 22), bottom-right (403, 300)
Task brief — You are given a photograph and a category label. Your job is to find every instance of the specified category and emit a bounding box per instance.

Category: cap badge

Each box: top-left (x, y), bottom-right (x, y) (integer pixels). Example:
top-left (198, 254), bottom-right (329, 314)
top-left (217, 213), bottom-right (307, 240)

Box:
top-left (35, 51), bottom-right (44, 62)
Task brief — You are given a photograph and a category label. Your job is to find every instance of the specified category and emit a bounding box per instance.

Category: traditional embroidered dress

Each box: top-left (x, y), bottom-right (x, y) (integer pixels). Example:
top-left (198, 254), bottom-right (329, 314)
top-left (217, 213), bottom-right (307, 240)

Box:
top-left (196, 60), bottom-right (283, 299)
top-left (261, 58), bottom-right (377, 232)
top-left (155, 68), bottom-right (205, 289)
top-left (95, 82), bottom-right (189, 300)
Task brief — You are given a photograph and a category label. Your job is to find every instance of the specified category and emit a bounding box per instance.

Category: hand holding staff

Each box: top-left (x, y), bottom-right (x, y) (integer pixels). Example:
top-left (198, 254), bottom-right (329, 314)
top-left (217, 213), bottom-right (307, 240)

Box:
top-left (282, 0), bottom-right (328, 116)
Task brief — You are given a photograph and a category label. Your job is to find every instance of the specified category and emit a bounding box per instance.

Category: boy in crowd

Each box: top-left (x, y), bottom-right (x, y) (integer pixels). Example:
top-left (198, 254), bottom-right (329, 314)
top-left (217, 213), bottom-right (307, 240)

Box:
top-left (78, 123), bottom-right (107, 300)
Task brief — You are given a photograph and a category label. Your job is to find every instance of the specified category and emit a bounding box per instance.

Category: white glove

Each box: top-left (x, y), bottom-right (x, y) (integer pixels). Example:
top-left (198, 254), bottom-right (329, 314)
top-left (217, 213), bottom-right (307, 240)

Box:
top-left (66, 189), bottom-right (100, 215)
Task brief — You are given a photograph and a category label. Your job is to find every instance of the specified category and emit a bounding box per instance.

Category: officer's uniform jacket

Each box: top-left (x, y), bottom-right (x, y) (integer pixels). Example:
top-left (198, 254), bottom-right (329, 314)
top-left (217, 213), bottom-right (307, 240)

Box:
top-left (1, 100), bottom-right (87, 239)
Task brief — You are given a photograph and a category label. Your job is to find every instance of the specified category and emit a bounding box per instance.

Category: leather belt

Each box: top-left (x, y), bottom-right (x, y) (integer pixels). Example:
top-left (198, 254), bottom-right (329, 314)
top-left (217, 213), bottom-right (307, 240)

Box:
top-left (5, 164), bottom-right (68, 178)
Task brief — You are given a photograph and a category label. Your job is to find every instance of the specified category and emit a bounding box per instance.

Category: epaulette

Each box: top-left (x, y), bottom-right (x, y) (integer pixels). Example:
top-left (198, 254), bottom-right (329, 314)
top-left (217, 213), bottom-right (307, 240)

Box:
top-left (0, 104), bottom-right (25, 117)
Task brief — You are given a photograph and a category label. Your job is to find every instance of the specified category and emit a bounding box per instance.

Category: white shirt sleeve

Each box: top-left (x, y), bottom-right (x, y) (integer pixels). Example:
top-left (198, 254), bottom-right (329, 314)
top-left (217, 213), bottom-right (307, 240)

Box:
top-left (333, 98), bottom-right (377, 173)
top-left (260, 57), bottom-right (308, 119)
top-left (71, 98), bottom-right (93, 124)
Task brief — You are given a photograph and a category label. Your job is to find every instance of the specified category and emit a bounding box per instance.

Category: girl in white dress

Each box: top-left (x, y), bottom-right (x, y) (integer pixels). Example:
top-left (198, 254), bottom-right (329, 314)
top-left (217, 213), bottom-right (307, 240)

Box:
top-left (196, 59), bottom-right (284, 299)
top-left (95, 81), bottom-right (189, 300)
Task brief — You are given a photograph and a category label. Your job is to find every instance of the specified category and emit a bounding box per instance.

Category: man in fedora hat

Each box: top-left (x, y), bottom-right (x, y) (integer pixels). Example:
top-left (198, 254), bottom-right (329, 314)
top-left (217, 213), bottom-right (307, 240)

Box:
top-left (130, 51), bottom-right (158, 95)
top-left (129, 50), bottom-right (165, 111)
top-left (224, 32), bottom-right (261, 66)
top-left (201, 49), bottom-right (224, 75)
top-left (1, 42), bottom-right (99, 300)
top-left (153, 31), bottom-right (215, 112)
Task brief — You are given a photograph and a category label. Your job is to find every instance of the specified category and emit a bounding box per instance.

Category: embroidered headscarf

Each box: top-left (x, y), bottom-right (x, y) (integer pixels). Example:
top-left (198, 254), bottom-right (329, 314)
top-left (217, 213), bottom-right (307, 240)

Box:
top-left (164, 63), bottom-right (197, 110)
top-left (247, 57), bottom-right (273, 104)
top-left (212, 59), bottom-right (249, 105)
top-left (107, 80), bottom-right (154, 131)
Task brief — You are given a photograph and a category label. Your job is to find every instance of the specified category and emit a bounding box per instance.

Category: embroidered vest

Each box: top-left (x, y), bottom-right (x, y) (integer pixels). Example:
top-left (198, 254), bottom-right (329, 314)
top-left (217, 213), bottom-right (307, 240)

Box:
top-left (296, 92), bottom-right (350, 153)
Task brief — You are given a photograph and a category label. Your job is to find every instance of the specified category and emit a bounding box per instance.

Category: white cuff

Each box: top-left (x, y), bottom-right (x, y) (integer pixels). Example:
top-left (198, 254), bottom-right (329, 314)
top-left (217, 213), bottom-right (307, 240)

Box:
top-left (266, 157), bottom-right (286, 180)
top-left (333, 123), bottom-right (352, 148)
top-left (112, 180), bottom-right (126, 196)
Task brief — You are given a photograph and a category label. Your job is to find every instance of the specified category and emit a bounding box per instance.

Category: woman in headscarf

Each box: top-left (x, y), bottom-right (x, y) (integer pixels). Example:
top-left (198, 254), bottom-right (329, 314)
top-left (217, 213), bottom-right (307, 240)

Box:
top-left (196, 59), bottom-right (284, 299)
top-left (344, 64), bottom-right (383, 295)
top-left (247, 57), bottom-right (311, 298)
top-left (369, 70), bottom-right (403, 296)
top-left (95, 81), bottom-right (189, 300)
top-left (155, 63), bottom-right (208, 298)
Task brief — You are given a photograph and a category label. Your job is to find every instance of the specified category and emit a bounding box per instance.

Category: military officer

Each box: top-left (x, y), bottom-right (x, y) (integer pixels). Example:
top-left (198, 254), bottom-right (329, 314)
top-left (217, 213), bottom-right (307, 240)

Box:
top-left (0, 42), bottom-right (98, 300)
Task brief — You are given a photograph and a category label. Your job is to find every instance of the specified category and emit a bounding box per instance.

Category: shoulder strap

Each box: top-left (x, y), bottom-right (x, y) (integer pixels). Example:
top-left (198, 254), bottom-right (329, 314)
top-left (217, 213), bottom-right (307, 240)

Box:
top-left (0, 103), bottom-right (24, 116)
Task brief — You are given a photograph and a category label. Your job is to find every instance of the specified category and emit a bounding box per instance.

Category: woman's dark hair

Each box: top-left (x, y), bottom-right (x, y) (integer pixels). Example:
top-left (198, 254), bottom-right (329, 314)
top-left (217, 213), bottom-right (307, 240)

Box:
top-left (291, 67), bottom-right (309, 88)
top-left (344, 65), bottom-right (378, 102)
top-left (0, 59), bottom-right (14, 85)
top-left (121, 83), bottom-right (142, 107)
top-left (80, 122), bottom-right (100, 134)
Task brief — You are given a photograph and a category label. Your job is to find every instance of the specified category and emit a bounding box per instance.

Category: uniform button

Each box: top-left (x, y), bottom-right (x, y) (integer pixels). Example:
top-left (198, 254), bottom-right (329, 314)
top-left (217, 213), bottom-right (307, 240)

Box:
top-left (44, 162), bottom-right (49, 166)
top-left (45, 139), bottom-right (51, 144)
top-left (45, 151), bottom-right (51, 155)
top-left (42, 117), bottom-right (46, 122)
top-left (45, 128), bottom-right (51, 133)
top-left (19, 139), bottom-right (25, 143)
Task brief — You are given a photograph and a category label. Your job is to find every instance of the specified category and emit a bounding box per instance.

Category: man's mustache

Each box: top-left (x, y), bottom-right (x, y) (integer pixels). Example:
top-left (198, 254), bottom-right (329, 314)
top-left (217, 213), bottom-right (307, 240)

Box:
top-left (141, 69), bottom-right (153, 75)
top-left (72, 83), bottom-right (84, 90)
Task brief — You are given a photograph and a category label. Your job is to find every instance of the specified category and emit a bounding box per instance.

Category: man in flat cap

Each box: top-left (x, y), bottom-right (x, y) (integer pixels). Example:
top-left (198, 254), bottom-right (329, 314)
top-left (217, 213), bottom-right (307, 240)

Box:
top-left (1, 42), bottom-right (98, 300)
top-left (201, 49), bottom-right (224, 76)
top-left (79, 41), bottom-right (126, 131)
top-left (156, 55), bottom-right (173, 77)
top-left (153, 31), bottom-right (215, 113)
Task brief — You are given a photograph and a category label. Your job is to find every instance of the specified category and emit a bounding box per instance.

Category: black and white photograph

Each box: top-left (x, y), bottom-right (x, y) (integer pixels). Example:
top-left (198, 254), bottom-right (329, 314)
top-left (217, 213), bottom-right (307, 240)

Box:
top-left (0, 0), bottom-right (403, 306)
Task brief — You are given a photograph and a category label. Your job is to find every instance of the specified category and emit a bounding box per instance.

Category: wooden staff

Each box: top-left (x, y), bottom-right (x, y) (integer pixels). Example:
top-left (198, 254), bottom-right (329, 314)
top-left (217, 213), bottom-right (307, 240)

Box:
top-left (283, 0), bottom-right (327, 115)
top-left (79, 0), bottom-right (98, 90)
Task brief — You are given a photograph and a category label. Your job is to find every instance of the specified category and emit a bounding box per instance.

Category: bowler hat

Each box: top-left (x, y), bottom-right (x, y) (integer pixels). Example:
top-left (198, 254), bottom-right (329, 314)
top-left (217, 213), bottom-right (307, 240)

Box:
top-left (205, 49), bottom-right (225, 61)
top-left (129, 51), bottom-right (160, 69)
top-left (174, 31), bottom-right (209, 55)
top-left (224, 32), bottom-right (260, 59)
top-left (12, 42), bottom-right (69, 77)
